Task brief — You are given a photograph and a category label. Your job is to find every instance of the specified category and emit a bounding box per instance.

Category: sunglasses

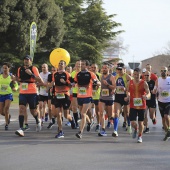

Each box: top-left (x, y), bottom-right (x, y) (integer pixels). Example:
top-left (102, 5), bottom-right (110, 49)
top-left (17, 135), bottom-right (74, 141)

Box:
top-left (116, 68), bottom-right (122, 71)
top-left (59, 63), bottom-right (64, 65)
top-left (160, 70), bottom-right (167, 72)
top-left (144, 75), bottom-right (149, 77)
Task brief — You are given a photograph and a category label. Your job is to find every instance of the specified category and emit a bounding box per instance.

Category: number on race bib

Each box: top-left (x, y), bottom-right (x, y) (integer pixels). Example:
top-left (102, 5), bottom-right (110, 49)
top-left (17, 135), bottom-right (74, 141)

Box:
top-left (133, 98), bottom-right (143, 106)
top-left (102, 89), bottom-right (109, 96)
top-left (56, 93), bottom-right (65, 99)
top-left (21, 83), bottom-right (28, 90)
top-left (79, 87), bottom-right (87, 95)
top-left (0, 85), bottom-right (8, 92)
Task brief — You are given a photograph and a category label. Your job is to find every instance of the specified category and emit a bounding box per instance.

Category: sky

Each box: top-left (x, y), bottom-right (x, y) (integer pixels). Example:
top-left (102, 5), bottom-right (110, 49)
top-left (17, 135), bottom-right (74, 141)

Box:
top-left (102, 0), bottom-right (170, 65)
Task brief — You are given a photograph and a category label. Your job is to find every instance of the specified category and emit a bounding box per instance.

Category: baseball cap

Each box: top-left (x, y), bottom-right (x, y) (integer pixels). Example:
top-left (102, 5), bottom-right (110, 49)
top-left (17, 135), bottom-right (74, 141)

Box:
top-left (116, 63), bottom-right (125, 69)
top-left (24, 55), bottom-right (32, 61)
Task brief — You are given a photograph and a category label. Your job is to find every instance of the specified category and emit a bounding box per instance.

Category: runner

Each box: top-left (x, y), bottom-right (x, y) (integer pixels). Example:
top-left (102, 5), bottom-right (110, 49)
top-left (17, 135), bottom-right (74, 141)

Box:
top-left (50, 60), bottom-right (76, 138)
top-left (154, 66), bottom-right (170, 141)
top-left (113, 63), bottom-right (132, 137)
top-left (125, 68), bottom-right (150, 143)
top-left (70, 60), bottom-right (81, 128)
top-left (15, 55), bottom-right (43, 137)
top-left (0, 62), bottom-right (18, 130)
top-left (38, 63), bottom-right (50, 125)
top-left (143, 70), bottom-right (157, 133)
top-left (75, 60), bottom-right (100, 139)
top-left (47, 66), bottom-right (57, 129)
top-left (91, 63), bottom-right (101, 132)
top-left (98, 64), bottom-right (116, 136)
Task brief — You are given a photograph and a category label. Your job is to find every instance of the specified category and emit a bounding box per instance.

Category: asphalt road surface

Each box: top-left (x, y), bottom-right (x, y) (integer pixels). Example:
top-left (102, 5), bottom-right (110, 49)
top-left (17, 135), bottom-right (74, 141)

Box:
top-left (0, 104), bottom-right (170, 170)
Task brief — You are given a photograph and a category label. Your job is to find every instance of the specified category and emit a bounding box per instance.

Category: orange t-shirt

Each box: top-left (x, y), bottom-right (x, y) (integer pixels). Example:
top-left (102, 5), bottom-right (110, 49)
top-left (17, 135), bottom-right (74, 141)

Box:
top-left (74, 71), bottom-right (97, 98)
top-left (129, 80), bottom-right (146, 109)
top-left (18, 66), bottom-right (40, 94)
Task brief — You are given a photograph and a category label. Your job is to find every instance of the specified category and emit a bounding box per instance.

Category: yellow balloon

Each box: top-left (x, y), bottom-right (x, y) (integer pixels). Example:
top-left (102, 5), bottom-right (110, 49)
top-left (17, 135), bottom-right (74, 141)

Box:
top-left (49, 48), bottom-right (70, 68)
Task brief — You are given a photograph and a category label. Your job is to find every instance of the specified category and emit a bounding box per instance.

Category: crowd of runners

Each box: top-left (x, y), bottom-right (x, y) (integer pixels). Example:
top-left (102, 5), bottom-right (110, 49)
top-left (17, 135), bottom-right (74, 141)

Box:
top-left (0, 55), bottom-right (170, 143)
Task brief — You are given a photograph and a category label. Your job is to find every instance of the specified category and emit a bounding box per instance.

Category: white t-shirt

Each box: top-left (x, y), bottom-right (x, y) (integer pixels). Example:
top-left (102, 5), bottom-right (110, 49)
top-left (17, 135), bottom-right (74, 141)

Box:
top-left (39, 72), bottom-right (50, 96)
top-left (158, 77), bottom-right (170, 103)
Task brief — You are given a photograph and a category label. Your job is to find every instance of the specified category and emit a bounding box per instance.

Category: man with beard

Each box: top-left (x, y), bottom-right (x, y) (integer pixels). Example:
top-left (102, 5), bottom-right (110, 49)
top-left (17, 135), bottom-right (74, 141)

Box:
top-left (125, 68), bottom-right (150, 143)
top-left (98, 64), bottom-right (116, 136)
top-left (154, 66), bottom-right (170, 141)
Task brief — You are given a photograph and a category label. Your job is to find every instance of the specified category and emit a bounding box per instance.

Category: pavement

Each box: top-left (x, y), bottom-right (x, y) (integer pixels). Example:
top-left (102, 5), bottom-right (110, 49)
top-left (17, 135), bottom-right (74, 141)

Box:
top-left (0, 104), bottom-right (170, 170)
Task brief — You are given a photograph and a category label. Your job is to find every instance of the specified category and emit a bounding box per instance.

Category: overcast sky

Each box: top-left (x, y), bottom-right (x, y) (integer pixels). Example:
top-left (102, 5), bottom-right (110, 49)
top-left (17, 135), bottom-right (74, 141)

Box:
top-left (102, 0), bottom-right (170, 65)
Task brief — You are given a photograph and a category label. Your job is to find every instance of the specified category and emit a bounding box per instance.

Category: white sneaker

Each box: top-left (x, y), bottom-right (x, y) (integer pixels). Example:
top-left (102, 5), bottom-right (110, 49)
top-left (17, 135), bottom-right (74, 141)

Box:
top-left (112, 130), bottom-right (118, 137)
top-left (127, 126), bottom-right (132, 134)
top-left (15, 128), bottom-right (24, 137)
top-left (137, 136), bottom-right (142, 143)
top-left (36, 119), bottom-right (42, 132)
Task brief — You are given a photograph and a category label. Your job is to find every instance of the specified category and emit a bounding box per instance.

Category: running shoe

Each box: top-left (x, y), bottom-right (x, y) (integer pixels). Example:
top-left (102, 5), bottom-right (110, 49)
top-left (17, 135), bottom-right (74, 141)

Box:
top-left (127, 126), bottom-right (132, 134)
top-left (65, 121), bottom-right (71, 126)
top-left (152, 118), bottom-right (157, 125)
top-left (122, 122), bottom-right (126, 128)
top-left (55, 131), bottom-right (64, 138)
top-left (15, 128), bottom-right (24, 137)
top-left (95, 124), bottom-right (100, 132)
top-left (132, 129), bottom-right (137, 139)
top-left (112, 130), bottom-right (118, 137)
top-left (36, 119), bottom-right (42, 132)
top-left (98, 130), bottom-right (107, 137)
top-left (163, 130), bottom-right (170, 141)
top-left (137, 136), bottom-right (142, 143)
top-left (5, 125), bottom-right (8, 130)
top-left (23, 124), bottom-right (30, 131)
top-left (143, 128), bottom-right (150, 134)
top-left (47, 122), bottom-right (54, 129)
top-left (75, 131), bottom-right (82, 139)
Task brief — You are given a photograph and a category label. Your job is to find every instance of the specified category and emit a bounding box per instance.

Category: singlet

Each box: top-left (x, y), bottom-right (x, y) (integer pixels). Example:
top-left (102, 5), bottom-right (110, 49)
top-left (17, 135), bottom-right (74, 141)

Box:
top-left (115, 73), bottom-right (127, 94)
top-left (100, 74), bottom-right (114, 101)
top-left (74, 71), bottom-right (97, 98)
top-left (0, 74), bottom-right (18, 95)
top-left (39, 72), bottom-right (50, 96)
top-left (129, 79), bottom-right (146, 109)
top-left (157, 77), bottom-right (170, 103)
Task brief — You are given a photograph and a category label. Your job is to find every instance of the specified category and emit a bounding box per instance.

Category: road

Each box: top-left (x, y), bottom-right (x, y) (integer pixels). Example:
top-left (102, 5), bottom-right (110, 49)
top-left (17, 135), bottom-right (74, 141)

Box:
top-left (0, 104), bottom-right (170, 170)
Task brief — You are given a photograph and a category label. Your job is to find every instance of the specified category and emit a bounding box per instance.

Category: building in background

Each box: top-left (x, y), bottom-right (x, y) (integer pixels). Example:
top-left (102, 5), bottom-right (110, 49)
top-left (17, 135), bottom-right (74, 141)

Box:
top-left (141, 55), bottom-right (170, 76)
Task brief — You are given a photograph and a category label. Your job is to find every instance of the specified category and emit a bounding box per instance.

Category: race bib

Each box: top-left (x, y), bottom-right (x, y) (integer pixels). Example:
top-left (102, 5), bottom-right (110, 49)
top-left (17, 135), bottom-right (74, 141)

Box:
top-left (21, 83), bottom-right (28, 90)
top-left (133, 98), bottom-right (143, 106)
top-left (41, 86), bottom-right (46, 89)
top-left (116, 86), bottom-right (125, 94)
top-left (160, 90), bottom-right (169, 97)
top-left (0, 84), bottom-right (8, 92)
top-left (101, 89), bottom-right (109, 96)
top-left (56, 93), bottom-right (65, 99)
top-left (79, 87), bottom-right (87, 95)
